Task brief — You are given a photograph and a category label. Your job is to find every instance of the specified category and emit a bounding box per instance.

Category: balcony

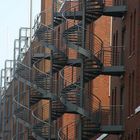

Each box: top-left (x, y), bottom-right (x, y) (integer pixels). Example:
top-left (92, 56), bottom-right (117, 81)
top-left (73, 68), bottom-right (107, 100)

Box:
top-left (100, 105), bottom-right (124, 134)
top-left (103, 0), bottom-right (127, 17)
top-left (101, 46), bottom-right (125, 76)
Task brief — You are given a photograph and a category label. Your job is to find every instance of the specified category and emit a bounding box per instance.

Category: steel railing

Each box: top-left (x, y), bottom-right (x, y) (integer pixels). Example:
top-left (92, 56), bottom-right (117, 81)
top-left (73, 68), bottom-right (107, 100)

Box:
top-left (101, 46), bottom-right (125, 67)
top-left (103, 0), bottom-right (126, 6)
top-left (58, 119), bottom-right (80, 140)
top-left (101, 105), bottom-right (124, 126)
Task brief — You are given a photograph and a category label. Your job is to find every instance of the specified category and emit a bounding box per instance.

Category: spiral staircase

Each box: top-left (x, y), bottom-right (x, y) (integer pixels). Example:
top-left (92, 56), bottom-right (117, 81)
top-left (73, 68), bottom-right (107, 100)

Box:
top-left (13, 2), bottom-right (67, 139)
top-left (13, 0), bottom-right (126, 140)
top-left (55, 0), bottom-right (126, 139)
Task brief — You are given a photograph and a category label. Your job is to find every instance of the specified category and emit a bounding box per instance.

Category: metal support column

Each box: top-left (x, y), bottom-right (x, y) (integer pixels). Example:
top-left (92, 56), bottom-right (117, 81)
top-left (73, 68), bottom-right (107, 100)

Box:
top-left (23, 82), bottom-right (26, 139)
top-left (27, 0), bottom-right (33, 137)
top-left (12, 39), bottom-right (19, 139)
top-left (48, 0), bottom-right (55, 139)
top-left (15, 78), bottom-right (20, 140)
top-left (78, 0), bottom-right (86, 139)
top-left (0, 73), bottom-right (2, 132)
top-left (0, 69), bottom-right (4, 139)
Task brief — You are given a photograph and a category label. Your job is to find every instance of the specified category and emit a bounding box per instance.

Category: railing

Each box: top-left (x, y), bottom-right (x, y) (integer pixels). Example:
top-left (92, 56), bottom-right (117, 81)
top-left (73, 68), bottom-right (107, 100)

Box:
top-left (58, 119), bottom-right (80, 140)
top-left (62, 2), bottom-right (104, 62)
top-left (32, 102), bottom-right (57, 139)
top-left (33, 9), bottom-right (53, 36)
top-left (32, 102), bottom-right (50, 125)
top-left (101, 105), bottom-right (124, 126)
top-left (103, 0), bottom-right (126, 6)
top-left (33, 0), bottom-right (66, 35)
top-left (15, 27), bottom-right (30, 63)
top-left (33, 10), bottom-right (67, 55)
top-left (13, 94), bottom-right (31, 125)
top-left (101, 46), bottom-right (124, 67)
top-left (55, 0), bottom-right (66, 12)
top-left (84, 91), bottom-right (101, 123)
top-left (3, 60), bottom-right (14, 90)
top-left (60, 65), bottom-right (101, 121)
top-left (15, 61), bottom-right (56, 95)
top-left (15, 61), bottom-right (31, 81)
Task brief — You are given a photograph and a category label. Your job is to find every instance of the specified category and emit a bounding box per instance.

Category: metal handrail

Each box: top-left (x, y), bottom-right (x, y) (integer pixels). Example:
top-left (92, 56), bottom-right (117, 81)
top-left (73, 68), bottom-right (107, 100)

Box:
top-left (101, 105), bottom-right (124, 126)
top-left (58, 118), bottom-right (81, 140)
top-left (32, 103), bottom-right (52, 126)
top-left (103, 0), bottom-right (126, 6)
top-left (13, 94), bottom-right (31, 112)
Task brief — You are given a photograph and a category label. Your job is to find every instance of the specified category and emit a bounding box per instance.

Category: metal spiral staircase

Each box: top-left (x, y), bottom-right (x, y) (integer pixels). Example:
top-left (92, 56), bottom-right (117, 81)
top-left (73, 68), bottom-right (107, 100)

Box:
top-left (54, 0), bottom-right (126, 139)
top-left (13, 2), bottom-right (67, 139)
top-left (12, 0), bottom-right (127, 140)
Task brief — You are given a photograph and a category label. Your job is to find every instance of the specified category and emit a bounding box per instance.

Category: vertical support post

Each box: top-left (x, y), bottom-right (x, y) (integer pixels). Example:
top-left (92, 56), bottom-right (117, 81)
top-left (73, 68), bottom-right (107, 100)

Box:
top-left (3, 61), bottom-right (7, 139)
top-left (12, 40), bottom-right (18, 139)
top-left (48, 0), bottom-right (55, 139)
top-left (0, 72), bottom-right (2, 134)
top-left (8, 96), bottom-right (11, 140)
top-left (80, 0), bottom-right (86, 108)
top-left (3, 96), bottom-right (6, 139)
top-left (78, 0), bottom-right (86, 139)
top-left (30, 0), bottom-right (33, 43)
top-left (27, 0), bottom-right (33, 138)
top-left (1, 69), bottom-right (5, 139)
top-left (15, 78), bottom-right (20, 140)
top-left (23, 82), bottom-right (26, 136)
top-left (4, 61), bottom-right (7, 90)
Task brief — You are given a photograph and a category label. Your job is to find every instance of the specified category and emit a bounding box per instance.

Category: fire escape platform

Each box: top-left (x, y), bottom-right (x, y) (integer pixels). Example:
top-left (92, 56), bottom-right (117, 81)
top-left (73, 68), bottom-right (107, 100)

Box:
top-left (33, 53), bottom-right (50, 59)
top-left (102, 66), bottom-right (125, 76)
top-left (100, 125), bottom-right (124, 134)
top-left (103, 6), bottom-right (127, 17)
top-left (31, 133), bottom-right (45, 140)
top-left (55, 5), bottom-right (127, 19)
top-left (16, 75), bottom-right (57, 100)
top-left (67, 59), bottom-right (82, 66)
top-left (32, 132), bottom-right (56, 140)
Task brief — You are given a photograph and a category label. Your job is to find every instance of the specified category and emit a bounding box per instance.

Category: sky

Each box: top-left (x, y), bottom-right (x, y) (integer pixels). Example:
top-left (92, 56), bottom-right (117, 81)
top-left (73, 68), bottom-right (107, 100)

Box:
top-left (0, 0), bottom-right (41, 70)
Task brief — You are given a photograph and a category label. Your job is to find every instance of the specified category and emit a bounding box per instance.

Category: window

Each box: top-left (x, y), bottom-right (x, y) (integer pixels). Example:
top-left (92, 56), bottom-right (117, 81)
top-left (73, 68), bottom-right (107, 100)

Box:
top-left (112, 30), bottom-right (119, 65)
top-left (128, 74), bottom-right (131, 115)
top-left (133, 9), bottom-right (136, 51)
top-left (112, 34), bottom-right (116, 65)
top-left (128, 71), bottom-right (135, 115)
top-left (115, 31), bottom-right (118, 65)
top-left (121, 27), bottom-right (125, 65)
top-left (129, 10), bottom-right (136, 55)
top-left (132, 71), bottom-right (135, 112)
top-left (129, 14), bottom-right (133, 55)
top-left (120, 86), bottom-right (124, 124)
top-left (111, 87), bottom-right (117, 124)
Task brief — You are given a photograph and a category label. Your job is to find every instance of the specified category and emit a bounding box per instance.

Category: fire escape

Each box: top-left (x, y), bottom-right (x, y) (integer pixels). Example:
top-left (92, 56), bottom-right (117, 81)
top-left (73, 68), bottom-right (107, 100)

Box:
top-left (11, 0), bottom-right (127, 140)
top-left (0, 60), bottom-right (14, 140)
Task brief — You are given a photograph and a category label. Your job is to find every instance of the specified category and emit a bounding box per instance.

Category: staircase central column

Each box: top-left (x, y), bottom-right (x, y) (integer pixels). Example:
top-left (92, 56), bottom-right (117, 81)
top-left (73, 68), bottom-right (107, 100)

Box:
top-left (48, 1), bottom-right (55, 139)
top-left (78, 0), bottom-right (86, 139)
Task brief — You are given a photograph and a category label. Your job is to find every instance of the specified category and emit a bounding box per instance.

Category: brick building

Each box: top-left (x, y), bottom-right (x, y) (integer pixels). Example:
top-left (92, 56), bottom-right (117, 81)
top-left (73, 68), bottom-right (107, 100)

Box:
top-left (1, 0), bottom-right (139, 140)
top-left (110, 0), bottom-right (140, 140)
